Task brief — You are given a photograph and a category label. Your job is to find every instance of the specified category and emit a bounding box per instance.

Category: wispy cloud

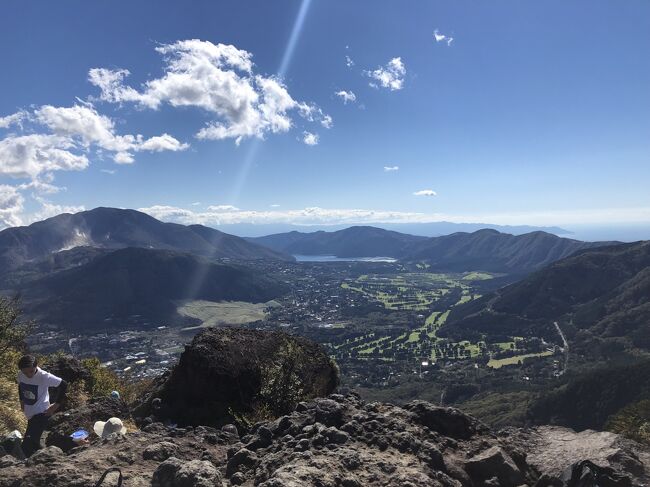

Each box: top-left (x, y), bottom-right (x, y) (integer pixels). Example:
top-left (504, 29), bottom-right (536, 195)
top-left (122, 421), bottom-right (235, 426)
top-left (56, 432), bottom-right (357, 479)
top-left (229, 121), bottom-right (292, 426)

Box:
top-left (366, 57), bottom-right (406, 91)
top-left (100, 169), bottom-right (116, 175)
top-left (384, 166), bottom-right (399, 172)
top-left (0, 110), bottom-right (27, 129)
top-left (207, 205), bottom-right (239, 211)
top-left (345, 55), bottom-right (355, 68)
top-left (433, 29), bottom-right (454, 46)
top-left (335, 90), bottom-right (357, 104)
top-left (413, 189), bottom-right (437, 196)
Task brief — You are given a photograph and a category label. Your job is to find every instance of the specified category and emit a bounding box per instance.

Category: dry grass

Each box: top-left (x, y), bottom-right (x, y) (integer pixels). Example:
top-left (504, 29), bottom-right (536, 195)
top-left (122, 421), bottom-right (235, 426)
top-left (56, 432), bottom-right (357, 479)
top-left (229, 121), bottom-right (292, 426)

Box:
top-left (0, 349), bottom-right (26, 435)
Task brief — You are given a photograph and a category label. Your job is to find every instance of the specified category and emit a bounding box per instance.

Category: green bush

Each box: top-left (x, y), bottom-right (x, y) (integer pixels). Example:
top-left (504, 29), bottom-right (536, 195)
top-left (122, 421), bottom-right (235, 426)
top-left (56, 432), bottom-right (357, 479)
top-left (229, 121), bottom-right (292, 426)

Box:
top-left (258, 340), bottom-right (306, 417)
top-left (606, 400), bottom-right (650, 445)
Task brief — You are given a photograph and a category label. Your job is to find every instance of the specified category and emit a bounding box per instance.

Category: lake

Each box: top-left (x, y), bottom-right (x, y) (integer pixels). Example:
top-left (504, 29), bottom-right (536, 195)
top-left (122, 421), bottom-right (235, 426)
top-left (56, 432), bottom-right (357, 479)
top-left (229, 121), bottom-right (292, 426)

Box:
top-left (293, 255), bottom-right (397, 263)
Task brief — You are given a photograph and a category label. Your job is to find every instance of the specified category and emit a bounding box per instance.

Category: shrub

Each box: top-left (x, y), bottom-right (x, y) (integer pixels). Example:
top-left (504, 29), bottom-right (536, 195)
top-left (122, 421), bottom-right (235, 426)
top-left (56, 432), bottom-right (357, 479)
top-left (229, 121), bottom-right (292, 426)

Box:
top-left (606, 399), bottom-right (650, 445)
top-left (258, 340), bottom-right (306, 417)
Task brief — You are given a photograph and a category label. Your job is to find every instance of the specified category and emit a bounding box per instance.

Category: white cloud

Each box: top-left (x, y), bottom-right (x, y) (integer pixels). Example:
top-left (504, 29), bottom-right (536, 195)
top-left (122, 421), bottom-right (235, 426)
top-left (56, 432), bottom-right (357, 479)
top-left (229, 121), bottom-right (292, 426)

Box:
top-left (138, 205), bottom-right (650, 228)
top-left (0, 110), bottom-right (27, 129)
top-left (191, 201), bottom-right (201, 206)
top-left (413, 190), bottom-right (437, 196)
top-left (345, 55), bottom-right (355, 68)
top-left (90, 39), bottom-right (330, 144)
top-left (321, 114), bottom-right (333, 129)
top-left (18, 175), bottom-right (63, 194)
top-left (100, 169), bottom-right (116, 175)
top-left (0, 185), bottom-right (25, 227)
top-left (206, 205), bottom-right (239, 211)
top-left (366, 57), bottom-right (406, 91)
top-left (35, 104), bottom-right (129, 151)
top-left (140, 134), bottom-right (190, 152)
top-left (297, 104), bottom-right (333, 130)
top-left (0, 104), bottom-right (189, 177)
top-left (434, 29), bottom-right (454, 46)
top-left (0, 185), bottom-right (87, 230)
top-left (335, 90), bottom-right (357, 104)
top-left (28, 197), bottom-right (85, 224)
top-left (270, 204), bottom-right (280, 208)
top-left (139, 205), bottom-right (431, 226)
top-left (303, 132), bottom-right (319, 146)
top-left (384, 166), bottom-right (399, 172)
top-left (0, 134), bottom-right (89, 179)
top-left (35, 104), bottom-right (188, 156)
top-left (113, 152), bottom-right (134, 164)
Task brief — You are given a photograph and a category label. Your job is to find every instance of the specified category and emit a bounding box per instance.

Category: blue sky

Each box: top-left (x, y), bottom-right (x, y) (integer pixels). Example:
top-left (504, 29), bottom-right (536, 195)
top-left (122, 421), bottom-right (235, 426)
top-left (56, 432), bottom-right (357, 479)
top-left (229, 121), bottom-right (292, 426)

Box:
top-left (0, 0), bottom-right (648, 237)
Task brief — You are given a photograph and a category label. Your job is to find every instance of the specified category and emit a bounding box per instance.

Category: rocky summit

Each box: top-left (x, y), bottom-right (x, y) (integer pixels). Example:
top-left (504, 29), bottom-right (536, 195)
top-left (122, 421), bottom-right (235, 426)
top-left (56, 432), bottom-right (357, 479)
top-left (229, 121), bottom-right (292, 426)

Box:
top-left (1, 392), bottom-right (647, 486)
top-left (0, 329), bottom-right (647, 486)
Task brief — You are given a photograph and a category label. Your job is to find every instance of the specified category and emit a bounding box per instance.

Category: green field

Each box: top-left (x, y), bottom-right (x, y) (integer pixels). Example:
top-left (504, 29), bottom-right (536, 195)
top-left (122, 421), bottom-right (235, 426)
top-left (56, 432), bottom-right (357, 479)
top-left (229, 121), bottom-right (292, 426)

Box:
top-left (334, 271), bottom-right (548, 367)
top-left (342, 272), bottom-right (481, 311)
top-left (177, 299), bottom-right (279, 330)
top-left (487, 351), bottom-right (554, 369)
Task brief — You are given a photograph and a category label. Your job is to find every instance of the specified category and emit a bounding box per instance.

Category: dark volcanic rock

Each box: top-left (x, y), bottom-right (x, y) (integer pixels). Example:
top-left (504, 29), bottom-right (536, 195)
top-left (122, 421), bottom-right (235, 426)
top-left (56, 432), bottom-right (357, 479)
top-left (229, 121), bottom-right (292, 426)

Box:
top-left (404, 400), bottom-right (489, 440)
top-left (42, 354), bottom-right (90, 384)
top-left (152, 457), bottom-right (223, 487)
top-left (46, 396), bottom-right (132, 452)
top-left (133, 328), bottom-right (339, 428)
top-left (143, 441), bottom-right (179, 461)
top-left (25, 446), bottom-right (64, 466)
top-left (465, 446), bottom-right (526, 486)
top-left (0, 393), bottom-right (639, 487)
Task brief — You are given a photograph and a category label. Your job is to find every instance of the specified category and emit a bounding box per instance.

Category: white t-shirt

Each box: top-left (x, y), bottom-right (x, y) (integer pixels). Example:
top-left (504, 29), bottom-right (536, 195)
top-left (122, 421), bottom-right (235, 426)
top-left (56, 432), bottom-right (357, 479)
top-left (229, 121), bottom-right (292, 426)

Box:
top-left (17, 368), bottom-right (63, 419)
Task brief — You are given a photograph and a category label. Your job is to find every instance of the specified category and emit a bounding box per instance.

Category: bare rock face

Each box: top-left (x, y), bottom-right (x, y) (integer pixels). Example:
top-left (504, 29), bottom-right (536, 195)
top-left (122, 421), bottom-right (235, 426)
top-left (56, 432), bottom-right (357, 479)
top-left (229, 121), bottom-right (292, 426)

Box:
top-left (132, 328), bottom-right (340, 428)
top-left (500, 425), bottom-right (649, 486)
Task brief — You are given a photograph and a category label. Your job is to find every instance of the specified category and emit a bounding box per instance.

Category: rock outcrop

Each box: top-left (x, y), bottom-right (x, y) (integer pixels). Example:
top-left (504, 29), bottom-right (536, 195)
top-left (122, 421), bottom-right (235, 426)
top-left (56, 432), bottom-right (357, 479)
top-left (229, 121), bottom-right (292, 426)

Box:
top-left (500, 426), bottom-right (649, 486)
top-left (0, 393), bottom-right (538, 487)
top-left (42, 354), bottom-right (90, 385)
top-left (132, 328), bottom-right (339, 428)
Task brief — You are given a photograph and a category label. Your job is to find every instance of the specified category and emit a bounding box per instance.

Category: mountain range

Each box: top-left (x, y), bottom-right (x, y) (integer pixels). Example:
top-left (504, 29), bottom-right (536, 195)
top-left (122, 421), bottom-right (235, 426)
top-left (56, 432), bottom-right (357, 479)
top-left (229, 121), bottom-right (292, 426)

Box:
top-left (0, 207), bottom-right (292, 270)
top-left (249, 226), bottom-right (614, 274)
top-left (248, 226), bottom-right (427, 258)
top-left (0, 207), bottom-right (627, 331)
top-left (209, 221), bottom-right (571, 238)
top-left (440, 240), bottom-right (650, 350)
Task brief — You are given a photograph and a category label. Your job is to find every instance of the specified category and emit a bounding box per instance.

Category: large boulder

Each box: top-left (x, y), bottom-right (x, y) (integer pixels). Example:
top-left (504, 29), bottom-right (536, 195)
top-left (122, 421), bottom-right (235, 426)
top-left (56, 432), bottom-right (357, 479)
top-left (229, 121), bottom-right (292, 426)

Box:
top-left (404, 400), bottom-right (489, 440)
top-left (132, 328), bottom-right (339, 428)
top-left (45, 396), bottom-right (132, 451)
top-left (152, 457), bottom-right (224, 487)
